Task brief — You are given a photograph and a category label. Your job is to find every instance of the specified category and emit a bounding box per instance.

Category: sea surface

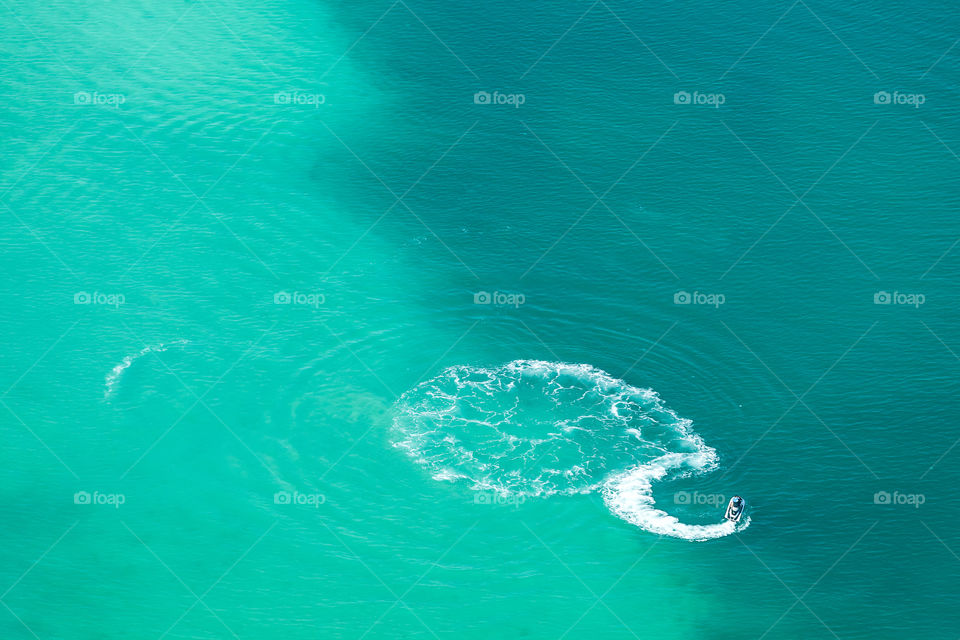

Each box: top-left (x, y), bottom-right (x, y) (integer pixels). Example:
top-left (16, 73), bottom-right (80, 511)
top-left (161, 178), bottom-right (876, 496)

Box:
top-left (1, 0), bottom-right (959, 638)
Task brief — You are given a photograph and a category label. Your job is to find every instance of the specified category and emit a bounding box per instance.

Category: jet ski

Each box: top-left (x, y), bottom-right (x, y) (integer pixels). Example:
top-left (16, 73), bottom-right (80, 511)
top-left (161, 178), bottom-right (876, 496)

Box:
top-left (724, 496), bottom-right (745, 523)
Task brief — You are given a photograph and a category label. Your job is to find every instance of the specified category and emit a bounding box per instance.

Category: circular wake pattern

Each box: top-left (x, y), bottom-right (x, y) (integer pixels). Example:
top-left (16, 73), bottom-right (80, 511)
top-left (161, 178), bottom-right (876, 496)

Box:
top-left (392, 360), bottom-right (749, 541)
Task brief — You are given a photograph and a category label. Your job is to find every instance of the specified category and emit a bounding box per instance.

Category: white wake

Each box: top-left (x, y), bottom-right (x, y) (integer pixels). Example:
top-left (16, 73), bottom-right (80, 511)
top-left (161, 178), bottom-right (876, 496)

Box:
top-left (391, 360), bottom-right (750, 541)
top-left (104, 340), bottom-right (188, 398)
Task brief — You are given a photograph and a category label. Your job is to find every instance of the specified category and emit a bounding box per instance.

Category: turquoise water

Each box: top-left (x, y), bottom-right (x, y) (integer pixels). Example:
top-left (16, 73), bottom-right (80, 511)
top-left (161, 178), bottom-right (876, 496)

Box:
top-left (2, 0), bottom-right (959, 637)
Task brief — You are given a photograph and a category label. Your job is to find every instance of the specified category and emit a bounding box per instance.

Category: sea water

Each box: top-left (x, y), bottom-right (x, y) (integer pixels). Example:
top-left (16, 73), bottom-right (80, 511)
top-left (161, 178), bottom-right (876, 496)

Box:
top-left (1, 0), bottom-right (959, 638)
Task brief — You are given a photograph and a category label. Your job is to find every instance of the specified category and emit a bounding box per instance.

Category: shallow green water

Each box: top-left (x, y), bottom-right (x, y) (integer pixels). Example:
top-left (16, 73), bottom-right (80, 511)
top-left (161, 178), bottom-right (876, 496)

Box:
top-left (1, 0), bottom-right (959, 637)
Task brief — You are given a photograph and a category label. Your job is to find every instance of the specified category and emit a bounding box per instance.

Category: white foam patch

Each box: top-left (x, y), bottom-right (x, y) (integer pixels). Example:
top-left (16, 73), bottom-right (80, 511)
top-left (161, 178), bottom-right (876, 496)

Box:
top-left (392, 360), bottom-right (750, 542)
top-left (105, 340), bottom-right (188, 398)
top-left (601, 455), bottom-right (749, 541)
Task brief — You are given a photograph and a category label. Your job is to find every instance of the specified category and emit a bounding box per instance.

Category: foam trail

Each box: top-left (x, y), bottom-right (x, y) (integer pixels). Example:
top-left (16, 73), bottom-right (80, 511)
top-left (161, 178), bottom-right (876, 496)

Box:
top-left (602, 455), bottom-right (750, 541)
top-left (392, 360), bottom-right (750, 542)
top-left (104, 340), bottom-right (187, 398)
